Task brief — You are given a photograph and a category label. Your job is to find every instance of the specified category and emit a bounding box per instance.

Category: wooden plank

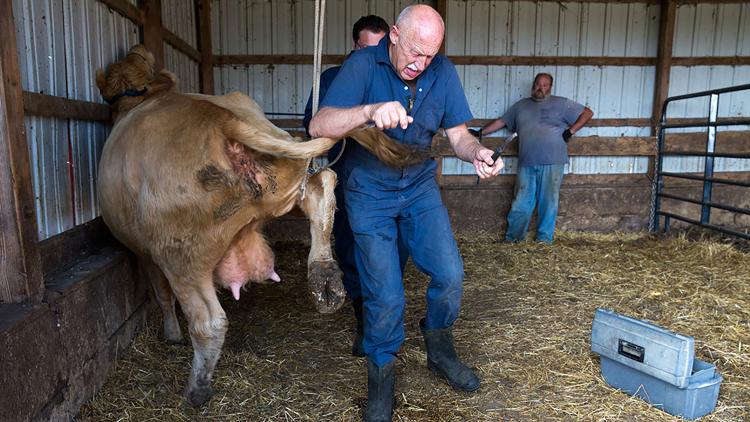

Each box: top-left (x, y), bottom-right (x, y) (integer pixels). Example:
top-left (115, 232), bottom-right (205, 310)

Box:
top-left (0, 249), bottom-right (148, 421)
top-left (98, 0), bottom-right (145, 25)
top-left (469, 118), bottom-right (652, 127)
top-left (141, 0), bottom-right (164, 70)
top-left (38, 218), bottom-right (115, 278)
top-left (0, 1), bottom-right (43, 303)
top-left (449, 56), bottom-right (656, 66)
top-left (434, 136), bottom-right (656, 157)
top-left (162, 28), bottom-right (201, 62)
top-left (663, 131), bottom-right (750, 154)
top-left (671, 56), bottom-right (750, 66)
top-left (652, 0), bottom-right (677, 132)
top-left (23, 92), bottom-right (111, 122)
top-left (196, 0), bottom-right (214, 94)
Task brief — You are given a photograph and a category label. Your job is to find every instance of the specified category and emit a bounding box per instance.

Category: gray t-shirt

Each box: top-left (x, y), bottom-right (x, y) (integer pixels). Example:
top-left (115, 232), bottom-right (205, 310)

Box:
top-left (501, 95), bottom-right (585, 166)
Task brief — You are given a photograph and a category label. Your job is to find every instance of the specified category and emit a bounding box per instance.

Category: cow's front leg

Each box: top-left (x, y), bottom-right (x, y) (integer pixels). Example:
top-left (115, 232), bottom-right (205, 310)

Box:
top-left (168, 273), bottom-right (228, 406)
top-left (298, 168), bottom-right (345, 313)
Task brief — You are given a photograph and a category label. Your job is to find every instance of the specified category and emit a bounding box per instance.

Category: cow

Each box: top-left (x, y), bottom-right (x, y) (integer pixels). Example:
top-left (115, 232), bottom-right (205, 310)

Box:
top-left (95, 44), bottom-right (427, 406)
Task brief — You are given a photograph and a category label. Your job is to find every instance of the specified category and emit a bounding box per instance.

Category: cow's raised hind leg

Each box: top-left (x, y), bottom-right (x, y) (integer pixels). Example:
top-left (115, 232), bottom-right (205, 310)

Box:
top-left (167, 274), bottom-right (228, 406)
top-left (141, 259), bottom-right (184, 344)
top-left (298, 168), bottom-right (345, 313)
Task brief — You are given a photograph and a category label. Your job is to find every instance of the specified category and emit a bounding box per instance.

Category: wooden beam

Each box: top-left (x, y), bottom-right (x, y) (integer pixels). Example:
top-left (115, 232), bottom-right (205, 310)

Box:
top-left (652, 0), bottom-right (677, 133)
top-left (435, 136), bottom-right (656, 157)
top-left (468, 118), bottom-right (652, 128)
top-left (0, 1), bottom-right (43, 303)
top-left (671, 56), bottom-right (750, 66)
top-left (23, 92), bottom-right (110, 122)
top-left (141, 0), bottom-right (164, 70)
top-left (98, 0), bottom-right (145, 25)
top-left (449, 56), bottom-right (656, 66)
top-left (162, 28), bottom-right (201, 62)
top-left (196, 0), bottom-right (214, 94)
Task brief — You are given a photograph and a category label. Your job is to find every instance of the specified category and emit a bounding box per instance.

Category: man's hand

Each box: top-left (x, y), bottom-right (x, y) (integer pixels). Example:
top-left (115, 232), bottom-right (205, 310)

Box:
top-left (473, 147), bottom-right (504, 179)
top-left (367, 101), bottom-right (414, 130)
top-left (468, 128), bottom-right (482, 140)
top-left (562, 128), bottom-right (573, 143)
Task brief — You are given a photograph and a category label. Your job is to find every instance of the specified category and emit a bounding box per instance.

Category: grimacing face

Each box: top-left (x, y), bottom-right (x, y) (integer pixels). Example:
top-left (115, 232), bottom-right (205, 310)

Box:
top-left (355, 29), bottom-right (386, 50)
top-left (389, 25), bottom-right (442, 81)
top-left (532, 75), bottom-right (552, 100)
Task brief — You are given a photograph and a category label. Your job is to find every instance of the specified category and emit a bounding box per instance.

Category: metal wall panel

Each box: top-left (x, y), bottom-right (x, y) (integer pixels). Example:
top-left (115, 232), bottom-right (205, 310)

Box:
top-left (13, 0), bottom-right (139, 239)
top-left (165, 43), bottom-right (201, 93)
top-left (162, 0), bottom-right (197, 48)
top-left (212, 0), bottom-right (428, 114)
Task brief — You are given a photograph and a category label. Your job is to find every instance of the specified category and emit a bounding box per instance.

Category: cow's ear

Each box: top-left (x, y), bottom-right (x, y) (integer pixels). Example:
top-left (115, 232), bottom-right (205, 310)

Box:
top-left (95, 69), bottom-right (108, 94)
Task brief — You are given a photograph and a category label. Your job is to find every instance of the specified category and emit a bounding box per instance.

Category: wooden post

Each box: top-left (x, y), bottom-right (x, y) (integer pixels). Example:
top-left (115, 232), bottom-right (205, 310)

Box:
top-left (196, 0), bottom-right (214, 94)
top-left (141, 0), bottom-right (164, 70)
top-left (651, 0), bottom-right (676, 135)
top-left (0, 1), bottom-right (44, 303)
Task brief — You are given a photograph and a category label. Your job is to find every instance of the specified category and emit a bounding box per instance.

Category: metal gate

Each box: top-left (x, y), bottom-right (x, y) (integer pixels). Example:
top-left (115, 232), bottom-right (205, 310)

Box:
top-left (650, 84), bottom-right (750, 240)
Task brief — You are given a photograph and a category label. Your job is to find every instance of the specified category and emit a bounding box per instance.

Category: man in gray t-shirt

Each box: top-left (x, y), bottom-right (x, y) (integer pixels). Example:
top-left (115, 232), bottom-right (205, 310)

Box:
top-left (473, 73), bottom-right (593, 243)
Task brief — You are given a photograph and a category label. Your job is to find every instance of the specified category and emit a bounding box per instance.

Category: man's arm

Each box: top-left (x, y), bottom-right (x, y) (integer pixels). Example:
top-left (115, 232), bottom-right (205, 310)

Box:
top-left (309, 101), bottom-right (414, 139)
top-left (445, 124), bottom-right (504, 179)
top-left (568, 107), bottom-right (594, 135)
top-left (476, 118), bottom-right (508, 138)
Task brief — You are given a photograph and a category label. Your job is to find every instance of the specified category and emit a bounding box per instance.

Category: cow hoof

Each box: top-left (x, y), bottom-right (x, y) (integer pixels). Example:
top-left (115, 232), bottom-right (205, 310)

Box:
top-left (308, 260), bottom-right (345, 314)
top-left (186, 384), bottom-right (213, 407)
top-left (165, 337), bottom-right (188, 346)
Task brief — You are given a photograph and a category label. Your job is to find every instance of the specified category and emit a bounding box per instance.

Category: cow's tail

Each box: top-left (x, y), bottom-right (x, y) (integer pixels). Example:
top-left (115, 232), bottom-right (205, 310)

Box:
top-left (223, 118), bottom-right (338, 159)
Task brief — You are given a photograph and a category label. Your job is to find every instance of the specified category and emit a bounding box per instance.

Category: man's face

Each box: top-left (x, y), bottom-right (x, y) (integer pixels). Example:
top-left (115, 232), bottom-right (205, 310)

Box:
top-left (355, 29), bottom-right (386, 50)
top-left (531, 76), bottom-right (552, 100)
top-left (389, 25), bottom-right (442, 81)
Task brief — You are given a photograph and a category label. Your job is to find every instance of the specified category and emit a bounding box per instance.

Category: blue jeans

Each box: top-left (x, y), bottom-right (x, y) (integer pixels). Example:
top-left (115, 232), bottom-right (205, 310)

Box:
top-left (331, 159), bottom-right (408, 302)
top-left (345, 163), bottom-right (465, 367)
top-left (505, 164), bottom-right (565, 243)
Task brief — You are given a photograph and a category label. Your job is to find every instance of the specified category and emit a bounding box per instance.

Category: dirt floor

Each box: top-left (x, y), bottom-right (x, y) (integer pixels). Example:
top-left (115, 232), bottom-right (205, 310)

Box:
top-left (79, 231), bottom-right (749, 421)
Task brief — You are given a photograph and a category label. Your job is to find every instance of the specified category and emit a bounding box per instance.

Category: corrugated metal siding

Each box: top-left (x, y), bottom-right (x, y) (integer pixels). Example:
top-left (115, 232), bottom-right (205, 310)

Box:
top-left (13, 0), bottom-right (139, 239)
top-left (162, 0), bottom-right (197, 48)
top-left (164, 43), bottom-right (201, 93)
top-left (212, 0), bottom-right (428, 114)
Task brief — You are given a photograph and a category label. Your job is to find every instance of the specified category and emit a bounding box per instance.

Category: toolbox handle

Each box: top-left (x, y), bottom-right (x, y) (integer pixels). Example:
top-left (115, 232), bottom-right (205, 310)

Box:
top-left (618, 339), bottom-right (645, 363)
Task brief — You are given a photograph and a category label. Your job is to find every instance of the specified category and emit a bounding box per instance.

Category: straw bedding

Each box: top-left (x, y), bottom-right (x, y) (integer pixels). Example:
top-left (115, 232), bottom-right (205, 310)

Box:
top-left (79, 231), bottom-right (749, 421)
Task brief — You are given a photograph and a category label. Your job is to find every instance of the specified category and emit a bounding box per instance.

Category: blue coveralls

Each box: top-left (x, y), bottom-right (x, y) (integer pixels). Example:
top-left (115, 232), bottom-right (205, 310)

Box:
top-left (303, 59), bottom-right (409, 304)
top-left (320, 36), bottom-right (473, 367)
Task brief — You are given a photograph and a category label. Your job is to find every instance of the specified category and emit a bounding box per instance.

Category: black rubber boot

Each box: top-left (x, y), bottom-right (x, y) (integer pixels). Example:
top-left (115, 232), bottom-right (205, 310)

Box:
top-left (363, 359), bottom-right (395, 422)
top-left (420, 318), bottom-right (480, 392)
top-left (352, 297), bottom-right (365, 357)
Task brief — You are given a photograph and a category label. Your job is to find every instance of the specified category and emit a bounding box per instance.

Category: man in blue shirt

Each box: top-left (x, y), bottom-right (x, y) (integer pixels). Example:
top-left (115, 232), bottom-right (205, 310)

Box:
top-left (474, 73), bottom-right (593, 243)
top-left (309, 5), bottom-right (503, 421)
top-left (303, 15), bottom-right (394, 360)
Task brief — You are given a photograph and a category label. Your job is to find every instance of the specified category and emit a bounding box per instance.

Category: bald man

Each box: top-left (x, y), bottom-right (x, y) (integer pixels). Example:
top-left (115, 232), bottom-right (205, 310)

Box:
top-left (310, 5), bottom-right (502, 421)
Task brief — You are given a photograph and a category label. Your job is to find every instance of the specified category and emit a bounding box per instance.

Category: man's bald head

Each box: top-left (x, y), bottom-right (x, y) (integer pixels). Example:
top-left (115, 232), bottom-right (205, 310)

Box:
top-left (389, 5), bottom-right (444, 80)
top-left (395, 5), bottom-right (445, 40)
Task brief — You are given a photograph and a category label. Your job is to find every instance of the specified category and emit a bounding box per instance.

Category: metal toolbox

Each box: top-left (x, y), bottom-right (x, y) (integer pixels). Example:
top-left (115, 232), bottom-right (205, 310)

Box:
top-left (591, 309), bottom-right (722, 420)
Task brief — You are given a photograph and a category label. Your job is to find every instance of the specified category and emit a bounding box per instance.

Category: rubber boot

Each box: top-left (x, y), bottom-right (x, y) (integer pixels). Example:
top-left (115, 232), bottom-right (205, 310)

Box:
top-left (420, 318), bottom-right (480, 392)
top-left (363, 358), bottom-right (395, 422)
top-left (352, 297), bottom-right (365, 357)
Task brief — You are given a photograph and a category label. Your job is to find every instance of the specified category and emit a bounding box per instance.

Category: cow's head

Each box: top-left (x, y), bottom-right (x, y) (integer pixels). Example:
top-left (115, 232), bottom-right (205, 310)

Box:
top-left (96, 44), bottom-right (178, 120)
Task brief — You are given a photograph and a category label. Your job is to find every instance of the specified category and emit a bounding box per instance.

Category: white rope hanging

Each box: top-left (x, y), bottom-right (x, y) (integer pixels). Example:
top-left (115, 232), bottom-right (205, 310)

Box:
top-left (311, 0), bottom-right (326, 116)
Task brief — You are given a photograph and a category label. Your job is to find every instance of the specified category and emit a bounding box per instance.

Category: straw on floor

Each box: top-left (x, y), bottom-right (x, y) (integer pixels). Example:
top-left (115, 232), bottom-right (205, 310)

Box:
top-left (79, 231), bottom-right (750, 421)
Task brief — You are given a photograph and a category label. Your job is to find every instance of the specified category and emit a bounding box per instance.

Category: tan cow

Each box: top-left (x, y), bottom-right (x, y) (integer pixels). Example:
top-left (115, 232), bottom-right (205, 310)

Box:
top-left (96, 45), bottom-right (425, 406)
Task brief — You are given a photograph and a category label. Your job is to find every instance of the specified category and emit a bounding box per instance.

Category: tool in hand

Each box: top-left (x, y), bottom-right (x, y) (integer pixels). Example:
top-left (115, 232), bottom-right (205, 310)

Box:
top-left (476, 132), bottom-right (517, 184)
